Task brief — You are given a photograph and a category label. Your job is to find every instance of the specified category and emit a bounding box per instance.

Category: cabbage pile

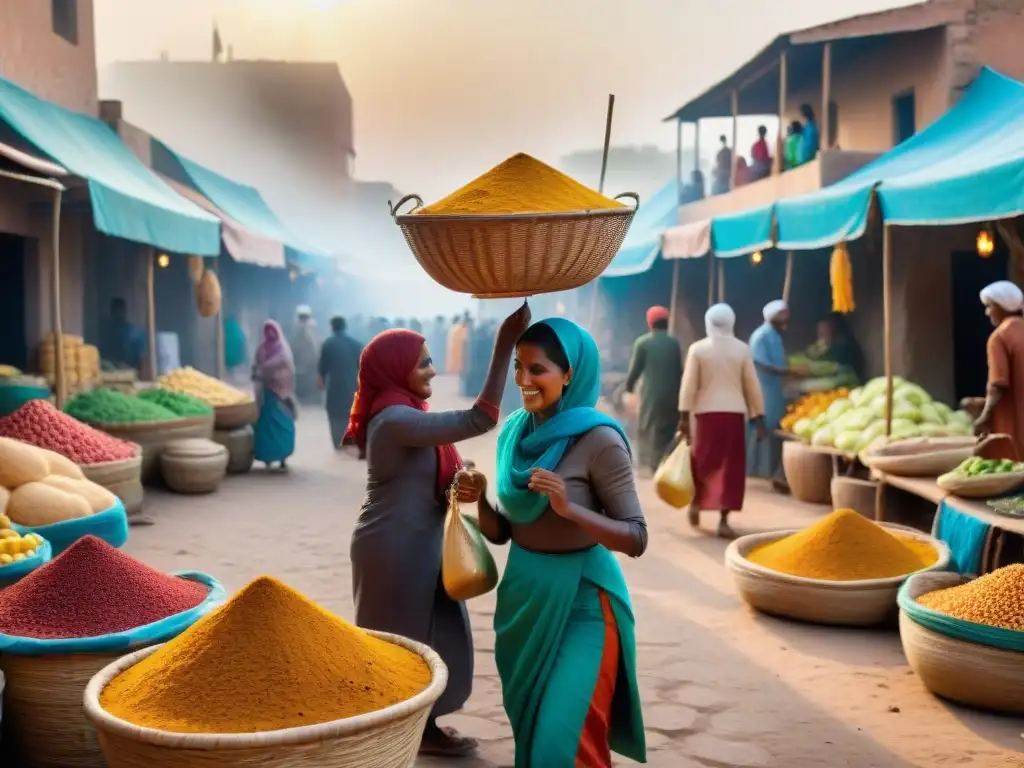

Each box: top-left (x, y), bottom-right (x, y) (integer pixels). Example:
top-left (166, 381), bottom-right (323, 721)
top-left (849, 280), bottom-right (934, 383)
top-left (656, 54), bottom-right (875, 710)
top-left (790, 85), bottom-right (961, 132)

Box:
top-left (790, 377), bottom-right (973, 454)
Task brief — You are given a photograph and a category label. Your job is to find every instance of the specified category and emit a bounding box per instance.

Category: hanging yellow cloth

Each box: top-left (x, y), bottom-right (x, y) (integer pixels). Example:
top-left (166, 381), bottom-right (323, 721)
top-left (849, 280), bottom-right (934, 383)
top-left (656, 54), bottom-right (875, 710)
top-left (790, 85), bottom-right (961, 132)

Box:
top-left (830, 242), bottom-right (855, 313)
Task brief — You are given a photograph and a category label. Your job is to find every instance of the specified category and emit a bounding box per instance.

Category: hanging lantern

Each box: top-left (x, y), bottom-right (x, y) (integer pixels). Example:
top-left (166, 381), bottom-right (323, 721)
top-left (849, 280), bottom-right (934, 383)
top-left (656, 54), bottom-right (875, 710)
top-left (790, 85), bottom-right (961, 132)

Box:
top-left (156, 253), bottom-right (170, 269)
top-left (977, 227), bottom-right (995, 258)
top-left (830, 242), bottom-right (855, 314)
top-left (751, 251), bottom-right (763, 265)
top-left (187, 255), bottom-right (205, 284)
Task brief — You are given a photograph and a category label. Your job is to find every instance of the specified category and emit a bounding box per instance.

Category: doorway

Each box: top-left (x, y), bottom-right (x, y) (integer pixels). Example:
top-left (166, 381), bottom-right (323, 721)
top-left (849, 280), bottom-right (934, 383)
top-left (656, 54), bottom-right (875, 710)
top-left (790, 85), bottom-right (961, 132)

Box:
top-left (0, 234), bottom-right (27, 370)
top-left (951, 248), bottom-right (1009, 402)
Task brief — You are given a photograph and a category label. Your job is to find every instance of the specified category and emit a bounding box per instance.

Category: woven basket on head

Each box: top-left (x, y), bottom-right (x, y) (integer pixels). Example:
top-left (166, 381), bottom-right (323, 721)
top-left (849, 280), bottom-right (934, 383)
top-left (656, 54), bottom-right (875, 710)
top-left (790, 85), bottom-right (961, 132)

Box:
top-left (1, 650), bottom-right (130, 768)
top-left (724, 524), bottom-right (949, 627)
top-left (830, 477), bottom-right (878, 519)
top-left (213, 401), bottom-right (258, 431)
top-left (88, 415), bottom-right (216, 486)
top-left (389, 193), bottom-right (639, 298)
top-left (900, 571), bottom-right (1024, 713)
top-left (782, 441), bottom-right (833, 505)
top-left (84, 631), bottom-right (448, 768)
top-left (160, 439), bottom-right (229, 494)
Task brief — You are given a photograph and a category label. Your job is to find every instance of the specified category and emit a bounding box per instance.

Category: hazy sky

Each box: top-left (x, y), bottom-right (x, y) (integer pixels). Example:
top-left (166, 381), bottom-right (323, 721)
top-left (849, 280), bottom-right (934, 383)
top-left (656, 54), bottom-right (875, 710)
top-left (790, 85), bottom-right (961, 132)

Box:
top-left (94, 0), bottom-right (912, 200)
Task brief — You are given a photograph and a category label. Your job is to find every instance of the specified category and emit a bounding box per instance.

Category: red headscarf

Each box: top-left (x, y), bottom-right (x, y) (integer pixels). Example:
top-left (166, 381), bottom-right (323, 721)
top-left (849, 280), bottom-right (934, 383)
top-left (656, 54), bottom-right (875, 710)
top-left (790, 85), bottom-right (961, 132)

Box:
top-left (646, 305), bottom-right (670, 329)
top-left (346, 329), bottom-right (462, 495)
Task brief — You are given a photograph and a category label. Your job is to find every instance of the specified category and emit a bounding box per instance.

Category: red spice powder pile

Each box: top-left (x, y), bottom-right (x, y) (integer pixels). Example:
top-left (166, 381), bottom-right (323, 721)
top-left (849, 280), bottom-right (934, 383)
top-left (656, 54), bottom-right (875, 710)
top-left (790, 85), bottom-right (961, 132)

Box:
top-left (0, 399), bottom-right (138, 464)
top-left (0, 536), bottom-right (209, 639)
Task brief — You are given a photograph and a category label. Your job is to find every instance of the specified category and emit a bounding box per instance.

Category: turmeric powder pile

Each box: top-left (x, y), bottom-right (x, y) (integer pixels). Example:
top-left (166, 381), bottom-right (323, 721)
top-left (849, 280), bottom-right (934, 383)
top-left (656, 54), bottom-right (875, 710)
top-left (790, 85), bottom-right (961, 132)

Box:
top-left (917, 564), bottom-right (1024, 630)
top-left (100, 576), bottom-right (431, 734)
top-left (746, 509), bottom-right (938, 581)
top-left (419, 153), bottom-right (625, 215)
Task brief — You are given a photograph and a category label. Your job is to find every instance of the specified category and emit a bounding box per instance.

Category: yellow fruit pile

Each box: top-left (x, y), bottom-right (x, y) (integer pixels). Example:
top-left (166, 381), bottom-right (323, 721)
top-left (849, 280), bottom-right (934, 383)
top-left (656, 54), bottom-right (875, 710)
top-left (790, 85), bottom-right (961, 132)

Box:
top-left (158, 367), bottom-right (252, 407)
top-left (781, 388), bottom-right (849, 433)
top-left (0, 516), bottom-right (44, 566)
top-left (830, 242), bottom-right (855, 314)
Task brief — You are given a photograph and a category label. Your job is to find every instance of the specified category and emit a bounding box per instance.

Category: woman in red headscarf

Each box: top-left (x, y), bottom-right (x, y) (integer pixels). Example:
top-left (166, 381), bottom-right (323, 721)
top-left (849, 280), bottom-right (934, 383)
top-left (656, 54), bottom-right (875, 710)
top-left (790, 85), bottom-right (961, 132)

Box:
top-left (349, 302), bottom-right (530, 758)
top-left (624, 306), bottom-right (683, 474)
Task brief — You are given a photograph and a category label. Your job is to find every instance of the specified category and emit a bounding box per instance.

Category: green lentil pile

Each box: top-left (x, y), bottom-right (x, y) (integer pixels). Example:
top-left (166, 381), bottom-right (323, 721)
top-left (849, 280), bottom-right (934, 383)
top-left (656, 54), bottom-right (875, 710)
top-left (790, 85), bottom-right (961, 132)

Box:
top-left (137, 388), bottom-right (213, 418)
top-left (64, 388), bottom-right (177, 424)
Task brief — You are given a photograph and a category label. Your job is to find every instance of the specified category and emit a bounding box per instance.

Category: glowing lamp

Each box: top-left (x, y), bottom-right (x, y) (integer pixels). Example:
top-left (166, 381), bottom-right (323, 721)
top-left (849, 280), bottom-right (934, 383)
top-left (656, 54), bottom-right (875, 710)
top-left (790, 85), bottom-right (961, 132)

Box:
top-left (977, 228), bottom-right (995, 258)
top-left (751, 251), bottom-right (763, 265)
top-left (157, 253), bottom-right (170, 268)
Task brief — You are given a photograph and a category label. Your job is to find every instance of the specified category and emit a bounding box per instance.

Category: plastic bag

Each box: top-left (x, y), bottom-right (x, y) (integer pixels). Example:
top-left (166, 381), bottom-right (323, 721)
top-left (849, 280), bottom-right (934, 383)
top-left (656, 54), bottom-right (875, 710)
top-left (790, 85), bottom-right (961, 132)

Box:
top-left (654, 440), bottom-right (694, 509)
top-left (0, 537), bottom-right (52, 589)
top-left (11, 499), bottom-right (128, 555)
top-left (442, 481), bottom-right (498, 601)
top-left (0, 571), bottom-right (227, 655)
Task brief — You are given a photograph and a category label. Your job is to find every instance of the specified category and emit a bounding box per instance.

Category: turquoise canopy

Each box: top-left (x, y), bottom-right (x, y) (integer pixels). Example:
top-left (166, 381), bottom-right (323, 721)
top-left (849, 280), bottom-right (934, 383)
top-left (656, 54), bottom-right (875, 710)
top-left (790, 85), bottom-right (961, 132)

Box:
top-left (150, 140), bottom-right (335, 273)
top-left (603, 181), bottom-right (680, 277)
top-left (0, 77), bottom-right (221, 256)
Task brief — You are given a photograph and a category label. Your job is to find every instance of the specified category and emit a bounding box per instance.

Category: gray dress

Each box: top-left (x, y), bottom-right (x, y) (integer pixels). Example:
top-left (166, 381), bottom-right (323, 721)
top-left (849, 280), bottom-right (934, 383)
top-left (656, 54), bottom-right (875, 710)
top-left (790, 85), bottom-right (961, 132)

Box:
top-left (351, 403), bottom-right (497, 717)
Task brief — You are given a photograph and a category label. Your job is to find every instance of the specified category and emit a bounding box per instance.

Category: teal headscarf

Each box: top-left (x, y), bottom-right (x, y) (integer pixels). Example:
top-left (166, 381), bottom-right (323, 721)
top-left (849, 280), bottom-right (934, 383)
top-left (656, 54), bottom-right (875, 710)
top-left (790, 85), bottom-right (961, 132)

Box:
top-left (496, 318), bottom-right (629, 524)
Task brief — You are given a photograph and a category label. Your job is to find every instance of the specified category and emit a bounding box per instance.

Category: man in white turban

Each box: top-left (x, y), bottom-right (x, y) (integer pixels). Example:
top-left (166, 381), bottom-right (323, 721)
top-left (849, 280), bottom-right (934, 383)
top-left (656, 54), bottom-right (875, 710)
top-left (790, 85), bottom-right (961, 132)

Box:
top-left (747, 299), bottom-right (802, 490)
top-left (974, 281), bottom-right (1024, 459)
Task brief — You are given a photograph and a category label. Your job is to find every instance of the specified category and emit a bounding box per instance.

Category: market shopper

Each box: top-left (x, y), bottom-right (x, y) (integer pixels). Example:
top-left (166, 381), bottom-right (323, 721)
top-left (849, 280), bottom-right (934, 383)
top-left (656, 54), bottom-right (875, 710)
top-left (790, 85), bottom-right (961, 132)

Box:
top-left (252, 320), bottom-right (297, 470)
top-left (348, 303), bottom-right (530, 758)
top-left (624, 306), bottom-right (684, 475)
top-left (290, 306), bottom-right (321, 406)
top-left (678, 304), bottom-right (766, 538)
top-left (974, 281), bottom-right (1024, 460)
top-left (469, 317), bottom-right (646, 767)
top-left (748, 300), bottom-right (801, 492)
top-left (814, 312), bottom-right (865, 383)
top-left (317, 316), bottom-right (362, 451)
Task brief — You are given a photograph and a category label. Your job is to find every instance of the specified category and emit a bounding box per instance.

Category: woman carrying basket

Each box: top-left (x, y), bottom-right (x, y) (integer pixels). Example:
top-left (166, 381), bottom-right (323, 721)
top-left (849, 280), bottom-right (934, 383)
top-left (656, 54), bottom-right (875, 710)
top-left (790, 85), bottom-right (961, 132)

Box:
top-left (467, 318), bottom-right (647, 767)
top-left (347, 303), bottom-right (530, 758)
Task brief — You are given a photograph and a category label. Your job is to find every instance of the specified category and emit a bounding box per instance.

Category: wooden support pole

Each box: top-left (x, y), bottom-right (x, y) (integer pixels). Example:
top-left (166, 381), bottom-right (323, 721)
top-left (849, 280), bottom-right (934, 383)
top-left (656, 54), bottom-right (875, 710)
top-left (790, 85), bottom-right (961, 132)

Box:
top-left (822, 42), bottom-right (832, 151)
top-left (776, 51), bottom-right (788, 175)
top-left (51, 188), bottom-right (65, 408)
top-left (668, 259), bottom-right (680, 338)
top-left (883, 225), bottom-right (894, 436)
top-left (782, 251), bottom-right (794, 304)
top-left (588, 93), bottom-right (615, 331)
top-left (707, 255), bottom-right (715, 306)
top-left (730, 89), bottom-right (739, 189)
top-left (718, 259), bottom-right (725, 303)
top-left (147, 248), bottom-right (157, 381)
top-left (694, 120), bottom-right (701, 183)
top-left (214, 258), bottom-right (226, 380)
top-left (675, 120), bottom-right (683, 203)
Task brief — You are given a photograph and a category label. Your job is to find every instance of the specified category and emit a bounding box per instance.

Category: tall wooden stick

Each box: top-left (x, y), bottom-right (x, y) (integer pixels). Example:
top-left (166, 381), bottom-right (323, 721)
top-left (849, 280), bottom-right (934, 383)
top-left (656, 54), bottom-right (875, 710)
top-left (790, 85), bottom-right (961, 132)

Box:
top-left (589, 94), bottom-right (616, 329)
top-left (668, 259), bottom-right (680, 337)
top-left (782, 251), bottom-right (794, 304)
top-left (147, 248), bottom-right (157, 381)
top-left (883, 225), bottom-right (894, 437)
top-left (51, 188), bottom-right (65, 408)
top-left (717, 259), bottom-right (725, 303)
top-left (213, 258), bottom-right (226, 379)
top-left (707, 255), bottom-right (715, 306)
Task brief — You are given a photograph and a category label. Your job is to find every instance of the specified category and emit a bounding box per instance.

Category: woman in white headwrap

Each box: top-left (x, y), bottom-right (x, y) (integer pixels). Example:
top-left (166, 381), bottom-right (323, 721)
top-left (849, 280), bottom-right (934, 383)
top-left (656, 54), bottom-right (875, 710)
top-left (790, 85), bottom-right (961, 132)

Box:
top-left (747, 299), bottom-right (802, 491)
top-left (677, 304), bottom-right (766, 538)
top-left (975, 280), bottom-right (1024, 459)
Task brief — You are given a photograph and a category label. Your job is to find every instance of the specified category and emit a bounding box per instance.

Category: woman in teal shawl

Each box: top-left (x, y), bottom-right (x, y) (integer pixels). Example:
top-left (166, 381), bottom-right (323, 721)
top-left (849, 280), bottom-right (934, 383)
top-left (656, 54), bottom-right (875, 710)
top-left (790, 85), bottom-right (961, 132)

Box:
top-left (469, 318), bottom-right (647, 767)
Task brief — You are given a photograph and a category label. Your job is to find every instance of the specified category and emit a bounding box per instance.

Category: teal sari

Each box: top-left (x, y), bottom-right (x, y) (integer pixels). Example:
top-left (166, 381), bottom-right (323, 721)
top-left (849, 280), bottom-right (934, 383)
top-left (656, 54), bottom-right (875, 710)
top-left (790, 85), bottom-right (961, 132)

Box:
top-left (495, 318), bottom-right (646, 766)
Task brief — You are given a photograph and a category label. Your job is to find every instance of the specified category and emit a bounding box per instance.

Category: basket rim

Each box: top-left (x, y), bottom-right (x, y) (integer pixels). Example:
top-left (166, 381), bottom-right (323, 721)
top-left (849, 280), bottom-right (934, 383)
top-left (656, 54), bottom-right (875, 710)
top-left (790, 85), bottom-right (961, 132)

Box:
top-left (724, 523), bottom-right (951, 590)
top-left (78, 448), bottom-right (144, 471)
top-left (86, 413), bottom-right (215, 433)
top-left (394, 205), bottom-right (637, 224)
top-left (83, 629), bottom-right (449, 750)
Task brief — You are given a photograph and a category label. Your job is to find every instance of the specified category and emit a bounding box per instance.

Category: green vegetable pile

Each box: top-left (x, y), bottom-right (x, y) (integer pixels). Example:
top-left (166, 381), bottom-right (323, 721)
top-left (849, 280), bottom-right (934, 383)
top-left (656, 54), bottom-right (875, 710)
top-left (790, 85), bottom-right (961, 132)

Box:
top-left (946, 457), bottom-right (1024, 478)
top-left (137, 387), bottom-right (214, 418)
top-left (63, 388), bottom-right (177, 424)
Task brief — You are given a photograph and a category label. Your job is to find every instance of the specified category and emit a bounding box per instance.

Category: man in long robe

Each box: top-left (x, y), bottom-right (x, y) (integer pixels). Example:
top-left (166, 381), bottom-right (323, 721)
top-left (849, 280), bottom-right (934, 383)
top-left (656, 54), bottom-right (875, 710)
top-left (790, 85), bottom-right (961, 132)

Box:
top-left (625, 306), bottom-right (683, 474)
top-left (291, 306), bottom-right (321, 405)
top-left (318, 315), bottom-right (363, 450)
top-left (975, 281), bottom-right (1024, 460)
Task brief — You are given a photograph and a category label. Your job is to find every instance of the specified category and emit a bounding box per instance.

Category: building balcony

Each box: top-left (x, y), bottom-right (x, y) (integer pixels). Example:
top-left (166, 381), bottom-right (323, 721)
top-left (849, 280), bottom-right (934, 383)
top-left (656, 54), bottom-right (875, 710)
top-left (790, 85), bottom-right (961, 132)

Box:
top-left (678, 149), bottom-right (880, 225)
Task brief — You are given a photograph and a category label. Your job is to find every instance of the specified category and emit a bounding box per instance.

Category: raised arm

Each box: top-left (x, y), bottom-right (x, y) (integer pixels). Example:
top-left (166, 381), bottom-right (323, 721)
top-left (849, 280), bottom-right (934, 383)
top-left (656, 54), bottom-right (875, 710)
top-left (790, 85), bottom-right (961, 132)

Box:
top-left (378, 402), bottom-right (500, 447)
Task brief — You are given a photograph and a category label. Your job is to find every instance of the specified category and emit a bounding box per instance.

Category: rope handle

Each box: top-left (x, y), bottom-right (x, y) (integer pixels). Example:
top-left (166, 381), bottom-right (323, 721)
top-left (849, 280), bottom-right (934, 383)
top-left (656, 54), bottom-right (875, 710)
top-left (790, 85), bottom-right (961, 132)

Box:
top-left (388, 194), bottom-right (423, 218)
top-left (614, 192), bottom-right (640, 209)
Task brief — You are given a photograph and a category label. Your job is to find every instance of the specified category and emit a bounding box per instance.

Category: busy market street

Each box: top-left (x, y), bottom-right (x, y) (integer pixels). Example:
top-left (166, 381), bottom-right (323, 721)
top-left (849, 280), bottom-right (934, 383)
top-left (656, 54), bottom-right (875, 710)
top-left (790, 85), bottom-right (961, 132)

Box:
top-left (118, 377), bottom-right (1024, 768)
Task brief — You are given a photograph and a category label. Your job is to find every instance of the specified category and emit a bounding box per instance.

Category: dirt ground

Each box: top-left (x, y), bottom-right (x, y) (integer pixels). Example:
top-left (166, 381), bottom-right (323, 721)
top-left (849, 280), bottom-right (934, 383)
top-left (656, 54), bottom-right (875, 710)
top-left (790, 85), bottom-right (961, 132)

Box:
top-left (125, 377), bottom-right (1024, 768)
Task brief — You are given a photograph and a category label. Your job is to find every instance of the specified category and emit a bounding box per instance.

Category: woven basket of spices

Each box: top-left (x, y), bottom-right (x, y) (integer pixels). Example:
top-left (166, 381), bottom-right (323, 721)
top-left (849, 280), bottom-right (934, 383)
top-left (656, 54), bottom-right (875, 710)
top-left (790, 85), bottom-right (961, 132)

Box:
top-left (91, 415), bottom-right (216, 486)
top-left (213, 401), bottom-right (258, 431)
top-left (84, 577), bottom-right (447, 768)
top-left (898, 570), bottom-right (1024, 713)
top-left (725, 513), bottom-right (949, 627)
top-left (389, 154), bottom-right (639, 298)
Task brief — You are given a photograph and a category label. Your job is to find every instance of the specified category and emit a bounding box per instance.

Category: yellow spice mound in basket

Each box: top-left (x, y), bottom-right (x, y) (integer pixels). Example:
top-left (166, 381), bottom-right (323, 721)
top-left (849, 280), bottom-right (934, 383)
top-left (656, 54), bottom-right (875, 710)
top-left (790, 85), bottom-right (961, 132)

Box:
top-left (100, 576), bottom-right (431, 734)
top-left (419, 153), bottom-right (624, 215)
top-left (157, 366), bottom-right (251, 407)
top-left (917, 564), bottom-right (1024, 630)
top-left (746, 509), bottom-right (937, 581)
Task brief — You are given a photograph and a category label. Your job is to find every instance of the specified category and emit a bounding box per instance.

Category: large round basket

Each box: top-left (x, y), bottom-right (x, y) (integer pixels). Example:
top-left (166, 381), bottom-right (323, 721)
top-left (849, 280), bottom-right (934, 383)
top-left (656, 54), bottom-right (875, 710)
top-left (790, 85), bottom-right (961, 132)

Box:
top-left (936, 470), bottom-right (1024, 499)
top-left (859, 436), bottom-right (977, 478)
top-left (899, 571), bottom-right (1024, 713)
top-left (160, 439), bottom-right (229, 494)
top-left (830, 477), bottom-right (877, 518)
top-left (213, 401), bottom-right (257, 431)
top-left (213, 426), bottom-right (255, 475)
top-left (1, 650), bottom-right (130, 768)
top-left (81, 451), bottom-right (144, 515)
top-left (724, 524), bottom-right (949, 627)
top-left (782, 441), bottom-right (833, 505)
top-left (84, 630), bottom-right (448, 768)
top-left (89, 415), bottom-right (215, 486)
top-left (389, 193), bottom-right (639, 298)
